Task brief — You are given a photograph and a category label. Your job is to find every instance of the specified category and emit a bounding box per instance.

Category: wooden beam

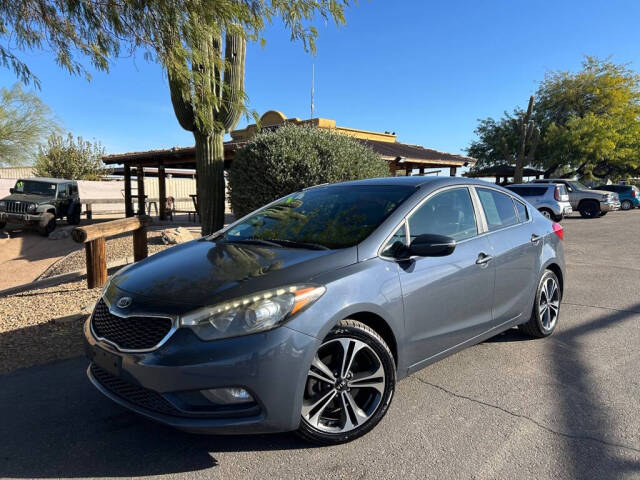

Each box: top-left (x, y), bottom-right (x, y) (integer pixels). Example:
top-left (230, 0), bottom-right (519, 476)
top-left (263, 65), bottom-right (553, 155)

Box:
top-left (137, 164), bottom-right (145, 216)
top-left (72, 215), bottom-right (153, 243)
top-left (85, 238), bottom-right (107, 289)
top-left (158, 163), bottom-right (167, 220)
top-left (124, 164), bottom-right (134, 217)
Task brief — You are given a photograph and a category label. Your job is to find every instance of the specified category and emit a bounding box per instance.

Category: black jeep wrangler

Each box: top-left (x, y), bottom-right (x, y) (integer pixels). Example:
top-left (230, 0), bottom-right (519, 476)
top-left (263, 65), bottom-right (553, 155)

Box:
top-left (0, 177), bottom-right (82, 236)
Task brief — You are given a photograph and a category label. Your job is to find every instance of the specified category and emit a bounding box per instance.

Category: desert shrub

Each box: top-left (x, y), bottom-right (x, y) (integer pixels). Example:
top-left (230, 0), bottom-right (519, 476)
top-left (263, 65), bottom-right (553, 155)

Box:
top-left (228, 125), bottom-right (389, 217)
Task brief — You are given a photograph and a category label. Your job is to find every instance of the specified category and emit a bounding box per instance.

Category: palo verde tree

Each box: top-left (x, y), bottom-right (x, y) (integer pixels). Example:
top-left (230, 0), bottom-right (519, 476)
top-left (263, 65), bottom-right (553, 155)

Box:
top-left (0, 83), bottom-right (58, 166)
top-left (1, 0), bottom-right (352, 234)
top-left (34, 132), bottom-right (108, 180)
top-left (468, 57), bottom-right (640, 181)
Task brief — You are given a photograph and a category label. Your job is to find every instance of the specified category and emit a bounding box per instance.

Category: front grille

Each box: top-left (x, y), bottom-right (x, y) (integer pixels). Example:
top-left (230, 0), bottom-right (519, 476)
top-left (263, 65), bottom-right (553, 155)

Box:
top-left (6, 200), bottom-right (32, 214)
top-left (91, 298), bottom-right (173, 350)
top-left (90, 363), bottom-right (181, 416)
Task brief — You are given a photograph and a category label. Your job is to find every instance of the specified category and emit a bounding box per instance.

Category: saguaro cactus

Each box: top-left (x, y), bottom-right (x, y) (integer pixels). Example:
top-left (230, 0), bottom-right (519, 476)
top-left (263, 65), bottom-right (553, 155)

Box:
top-left (501, 96), bottom-right (540, 184)
top-left (168, 31), bottom-right (246, 235)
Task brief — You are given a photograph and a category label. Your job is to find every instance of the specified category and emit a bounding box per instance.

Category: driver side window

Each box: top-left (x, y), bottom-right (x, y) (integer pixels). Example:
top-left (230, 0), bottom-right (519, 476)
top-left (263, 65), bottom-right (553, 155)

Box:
top-left (408, 188), bottom-right (478, 242)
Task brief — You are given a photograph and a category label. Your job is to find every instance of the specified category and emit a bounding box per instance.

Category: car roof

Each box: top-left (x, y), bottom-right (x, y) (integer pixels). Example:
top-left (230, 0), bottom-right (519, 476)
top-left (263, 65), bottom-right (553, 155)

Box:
top-left (317, 176), bottom-right (501, 189)
top-left (18, 177), bottom-right (74, 184)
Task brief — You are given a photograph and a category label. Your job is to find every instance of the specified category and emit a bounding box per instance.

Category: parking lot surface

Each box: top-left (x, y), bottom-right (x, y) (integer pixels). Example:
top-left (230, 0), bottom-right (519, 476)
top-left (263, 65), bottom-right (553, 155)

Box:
top-left (1, 210), bottom-right (639, 479)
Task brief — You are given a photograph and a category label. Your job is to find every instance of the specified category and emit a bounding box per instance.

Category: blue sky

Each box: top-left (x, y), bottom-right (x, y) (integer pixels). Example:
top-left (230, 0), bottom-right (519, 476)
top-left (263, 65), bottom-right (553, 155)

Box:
top-left (1, 0), bottom-right (639, 156)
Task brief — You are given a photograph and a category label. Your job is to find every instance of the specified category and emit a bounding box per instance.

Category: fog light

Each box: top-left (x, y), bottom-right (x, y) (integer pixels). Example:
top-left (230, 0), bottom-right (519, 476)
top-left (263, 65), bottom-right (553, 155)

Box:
top-left (201, 387), bottom-right (254, 405)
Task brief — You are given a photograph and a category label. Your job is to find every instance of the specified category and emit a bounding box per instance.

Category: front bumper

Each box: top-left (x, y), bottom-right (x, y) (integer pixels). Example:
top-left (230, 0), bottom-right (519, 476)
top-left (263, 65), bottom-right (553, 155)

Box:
top-left (0, 212), bottom-right (39, 224)
top-left (600, 200), bottom-right (621, 212)
top-left (84, 318), bottom-right (319, 434)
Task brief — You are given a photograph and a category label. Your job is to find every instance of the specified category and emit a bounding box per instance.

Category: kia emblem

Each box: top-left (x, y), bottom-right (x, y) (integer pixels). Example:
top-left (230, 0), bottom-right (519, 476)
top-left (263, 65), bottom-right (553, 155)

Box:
top-left (117, 297), bottom-right (132, 309)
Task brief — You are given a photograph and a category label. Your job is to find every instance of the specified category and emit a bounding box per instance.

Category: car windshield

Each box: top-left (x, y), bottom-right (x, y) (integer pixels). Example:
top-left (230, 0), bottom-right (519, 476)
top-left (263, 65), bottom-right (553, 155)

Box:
top-left (222, 184), bottom-right (416, 249)
top-left (567, 181), bottom-right (589, 191)
top-left (13, 180), bottom-right (57, 196)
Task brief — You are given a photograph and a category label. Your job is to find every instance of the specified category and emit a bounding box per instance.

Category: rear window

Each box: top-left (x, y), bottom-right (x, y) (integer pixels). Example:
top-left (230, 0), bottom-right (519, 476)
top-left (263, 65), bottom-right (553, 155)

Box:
top-left (477, 188), bottom-right (519, 231)
top-left (506, 186), bottom-right (549, 197)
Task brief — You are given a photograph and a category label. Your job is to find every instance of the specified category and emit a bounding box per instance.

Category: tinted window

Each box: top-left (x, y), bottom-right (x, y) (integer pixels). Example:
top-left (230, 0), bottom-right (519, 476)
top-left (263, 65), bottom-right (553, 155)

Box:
top-left (223, 185), bottom-right (415, 249)
top-left (13, 180), bottom-right (57, 195)
top-left (506, 186), bottom-right (548, 197)
top-left (408, 188), bottom-right (477, 242)
top-left (477, 188), bottom-right (518, 231)
top-left (381, 223), bottom-right (408, 257)
top-left (514, 199), bottom-right (529, 222)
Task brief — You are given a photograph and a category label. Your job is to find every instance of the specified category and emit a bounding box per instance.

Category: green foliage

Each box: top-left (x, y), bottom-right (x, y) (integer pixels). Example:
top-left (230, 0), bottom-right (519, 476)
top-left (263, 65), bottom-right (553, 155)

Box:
top-left (33, 133), bottom-right (108, 180)
top-left (0, 83), bottom-right (58, 166)
top-left (228, 125), bottom-right (390, 217)
top-left (467, 57), bottom-right (640, 179)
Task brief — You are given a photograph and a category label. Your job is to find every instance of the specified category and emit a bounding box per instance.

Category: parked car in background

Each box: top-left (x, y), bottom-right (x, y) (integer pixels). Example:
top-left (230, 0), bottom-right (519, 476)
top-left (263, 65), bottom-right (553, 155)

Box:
top-left (84, 177), bottom-right (565, 445)
top-left (594, 184), bottom-right (640, 211)
top-left (0, 177), bottom-right (81, 235)
top-left (505, 183), bottom-right (572, 221)
top-left (531, 179), bottom-right (620, 218)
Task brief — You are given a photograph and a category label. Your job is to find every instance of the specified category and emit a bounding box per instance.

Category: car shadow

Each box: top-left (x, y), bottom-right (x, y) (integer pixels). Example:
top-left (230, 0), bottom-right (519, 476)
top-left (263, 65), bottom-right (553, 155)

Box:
top-left (0, 357), bottom-right (315, 478)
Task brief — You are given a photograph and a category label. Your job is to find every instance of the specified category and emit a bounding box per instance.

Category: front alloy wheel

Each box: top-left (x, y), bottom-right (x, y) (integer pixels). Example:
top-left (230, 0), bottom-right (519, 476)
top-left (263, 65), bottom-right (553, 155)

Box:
top-left (297, 319), bottom-right (395, 444)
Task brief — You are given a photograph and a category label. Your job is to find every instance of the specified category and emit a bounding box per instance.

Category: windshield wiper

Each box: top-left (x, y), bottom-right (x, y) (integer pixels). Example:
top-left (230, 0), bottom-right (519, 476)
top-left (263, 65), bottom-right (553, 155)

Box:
top-left (265, 239), bottom-right (330, 250)
top-left (222, 238), bottom-right (283, 248)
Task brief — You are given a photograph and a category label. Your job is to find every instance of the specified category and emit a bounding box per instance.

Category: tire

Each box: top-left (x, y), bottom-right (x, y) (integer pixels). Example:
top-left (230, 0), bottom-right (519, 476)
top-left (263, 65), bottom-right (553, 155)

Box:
top-left (519, 270), bottom-right (561, 338)
top-left (599, 211), bottom-right (607, 217)
top-left (296, 319), bottom-right (396, 445)
top-left (538, 208), bottom-right (554, 220)
top-left (38, 213), bottom-right (56, 236)
top-left (621, 200), bottom-right (633, 211)
top-left (67, 207), bottom-right (81, 225)
top-left (578, 200), bottom-right (600, 218)
top-left (0, 221), bottom-right (6, 230)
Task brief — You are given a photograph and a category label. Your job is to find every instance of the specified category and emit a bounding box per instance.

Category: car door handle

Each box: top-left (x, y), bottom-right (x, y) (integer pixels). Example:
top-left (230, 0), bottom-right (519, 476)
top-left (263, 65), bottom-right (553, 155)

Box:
top-left (530, 234), bottom-right (542, 243)
top-left (476, 253), bottom-right (493, 265)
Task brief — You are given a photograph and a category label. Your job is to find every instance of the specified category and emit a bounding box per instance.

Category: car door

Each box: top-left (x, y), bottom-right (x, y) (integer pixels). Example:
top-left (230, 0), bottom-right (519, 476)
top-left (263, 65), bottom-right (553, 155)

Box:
top-left (392, 186), bottom-right (496, 369)
top-left (474, 187), bottom-right (541, 328)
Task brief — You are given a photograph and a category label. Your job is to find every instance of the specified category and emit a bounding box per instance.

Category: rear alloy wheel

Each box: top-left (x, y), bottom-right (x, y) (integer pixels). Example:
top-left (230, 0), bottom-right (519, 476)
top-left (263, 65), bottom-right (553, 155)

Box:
top-left (621, 200), bottom-right (633, 211)
top-left (578, 201), bottom-right (600, 219)
top-left (297, 319), bottom-right (395, 444)
top-left (519, 270), bottom-right (561, 338)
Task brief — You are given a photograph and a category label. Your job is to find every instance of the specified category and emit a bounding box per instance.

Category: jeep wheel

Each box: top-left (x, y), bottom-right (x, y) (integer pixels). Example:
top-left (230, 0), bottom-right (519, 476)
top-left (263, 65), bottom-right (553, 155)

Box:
top-left (578, 201), bottom-right (600, 218)
top-left (67, 209), bottom-right (81, 225)
top-left (38, 213), bottom-right (56, 236)
top-left (0, 221), bottom-right (6, 230)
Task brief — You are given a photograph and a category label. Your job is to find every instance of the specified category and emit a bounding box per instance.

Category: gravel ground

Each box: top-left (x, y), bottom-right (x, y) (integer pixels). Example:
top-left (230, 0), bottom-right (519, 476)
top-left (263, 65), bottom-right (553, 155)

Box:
top-left (1, 228), bottom-right (201, 373)
top-left (0, 280), bottom-right (101, 374)
top-left (40, 229), bottom-right (174, 279)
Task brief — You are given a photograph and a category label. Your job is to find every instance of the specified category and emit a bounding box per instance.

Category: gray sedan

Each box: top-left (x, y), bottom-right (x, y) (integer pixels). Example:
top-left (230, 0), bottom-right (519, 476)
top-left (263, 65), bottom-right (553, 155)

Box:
top-left (84, 176), bottom-right (565, 444)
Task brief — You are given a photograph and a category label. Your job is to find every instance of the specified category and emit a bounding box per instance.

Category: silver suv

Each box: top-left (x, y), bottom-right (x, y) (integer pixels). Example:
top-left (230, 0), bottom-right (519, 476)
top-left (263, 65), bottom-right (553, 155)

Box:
top-left (505, 183), bottom-right (572, 221)
top-left (531, 179), bottom-right (620, 218)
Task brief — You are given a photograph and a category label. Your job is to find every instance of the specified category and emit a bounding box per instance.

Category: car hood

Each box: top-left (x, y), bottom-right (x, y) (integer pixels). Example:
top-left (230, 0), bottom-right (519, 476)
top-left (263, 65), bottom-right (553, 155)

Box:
top-left (588, 189), bottom-right (615, 197)
top-left (2, 193), bottom-right (52, 204)
top-left (111, 238), bottom-right (358, 307)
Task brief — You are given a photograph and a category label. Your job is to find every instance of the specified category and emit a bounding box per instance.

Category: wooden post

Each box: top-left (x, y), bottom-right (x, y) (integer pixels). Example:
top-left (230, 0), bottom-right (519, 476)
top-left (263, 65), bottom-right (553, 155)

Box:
top-left (137, 164), bottom-right (145, 216)
top-left (133, 226), bottom-right (148, 262)
top-left (85, 238), bottom-right (107, 289)
top-left (158, 163), bottom-right (167, 220)
top-left (495, 176), bottom-right (501, 184)
top-left (124, 164), bottom-right (134, 217)
top-left (450, 167), bottom-right (457, 177)
top-left (86, 203), bottom-right (92, 221)
top-left (419, 167), bottom-right (425, 176)
top-left (389, 162), bottom-right (397, 177)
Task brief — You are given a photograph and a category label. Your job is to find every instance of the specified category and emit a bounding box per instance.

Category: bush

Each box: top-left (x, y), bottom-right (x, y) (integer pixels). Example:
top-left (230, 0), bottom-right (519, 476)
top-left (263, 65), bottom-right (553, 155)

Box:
top-left (228, 125), bottom-right (390, 217)
top-left (34, 132), bottom-right (108, 180)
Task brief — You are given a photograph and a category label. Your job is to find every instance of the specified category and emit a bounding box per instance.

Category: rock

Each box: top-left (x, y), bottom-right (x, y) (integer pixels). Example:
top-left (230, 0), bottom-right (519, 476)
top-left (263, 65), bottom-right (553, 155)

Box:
top-left (161, 227), bottom-right (194, 245)
top-left (48, 228), bottom-right (72, 240)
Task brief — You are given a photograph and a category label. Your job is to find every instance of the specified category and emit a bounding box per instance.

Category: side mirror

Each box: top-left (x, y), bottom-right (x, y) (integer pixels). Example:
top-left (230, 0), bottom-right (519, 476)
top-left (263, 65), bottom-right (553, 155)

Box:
top-left (408, 234), bottom-right (456, 257)
top-left (9, 188), bottom-right (14, 194)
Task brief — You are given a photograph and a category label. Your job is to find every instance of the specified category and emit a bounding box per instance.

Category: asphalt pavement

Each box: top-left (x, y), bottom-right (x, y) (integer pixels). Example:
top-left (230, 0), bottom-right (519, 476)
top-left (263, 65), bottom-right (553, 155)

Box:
top-left (1, 210), bottom-right (639, 479)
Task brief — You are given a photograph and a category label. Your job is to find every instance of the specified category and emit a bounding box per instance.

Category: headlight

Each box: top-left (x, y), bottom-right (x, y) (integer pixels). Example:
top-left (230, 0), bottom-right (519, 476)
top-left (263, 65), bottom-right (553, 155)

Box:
top-left (27, 203), bottom-right (36, 213)
top-left (180, 285), bottom-right (326, 341)
top-left (0, 200), bottom-right (5, 211)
